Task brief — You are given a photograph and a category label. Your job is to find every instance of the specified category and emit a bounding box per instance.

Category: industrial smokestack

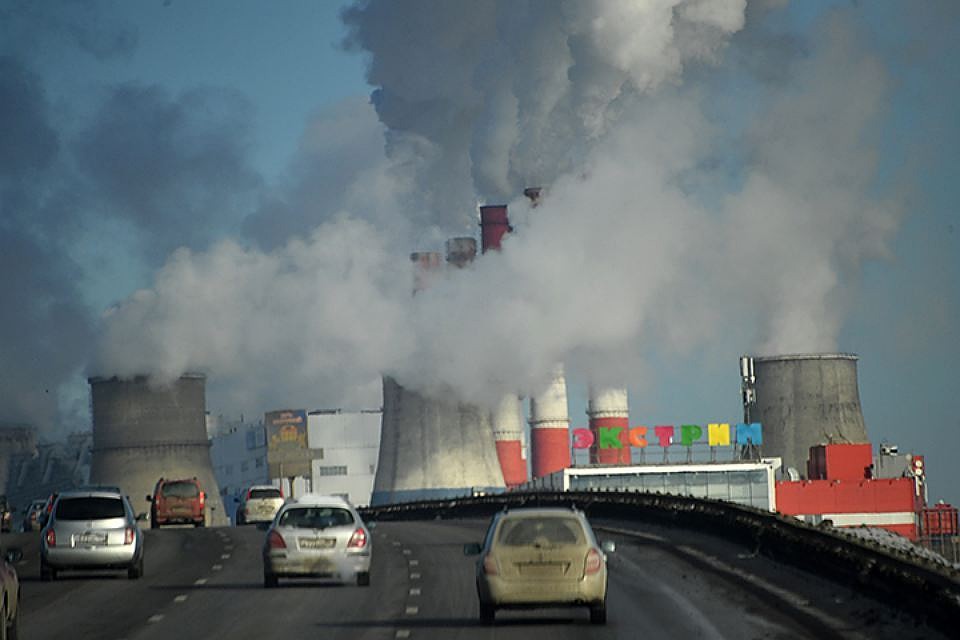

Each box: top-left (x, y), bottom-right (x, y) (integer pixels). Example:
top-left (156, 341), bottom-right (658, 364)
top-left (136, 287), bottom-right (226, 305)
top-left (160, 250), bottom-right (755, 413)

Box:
top-left (748, 353), bottom-right (870, 477)
top-left (587, 387), bottom-right (631, 465)
top-left (523, 186), bottom-right (543, 206)
top-left (88, 374), bottom-right (227, 525)
top-left (492, 394), bottom-right (527, 487)
top-left (410, 251), bottom-right (443, 295)
top-left (479, 204), bottom-right (510, 253)
top-left (445, 237), bottom-right (477, 268)
top-left (529, 364), bottom-right (571, 478)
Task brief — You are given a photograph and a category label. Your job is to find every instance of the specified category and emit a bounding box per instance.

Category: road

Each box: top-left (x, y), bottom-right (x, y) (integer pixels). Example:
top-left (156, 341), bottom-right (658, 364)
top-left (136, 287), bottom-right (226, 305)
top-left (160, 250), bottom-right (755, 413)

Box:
top-left (3, 518), bottom-right (947, 640)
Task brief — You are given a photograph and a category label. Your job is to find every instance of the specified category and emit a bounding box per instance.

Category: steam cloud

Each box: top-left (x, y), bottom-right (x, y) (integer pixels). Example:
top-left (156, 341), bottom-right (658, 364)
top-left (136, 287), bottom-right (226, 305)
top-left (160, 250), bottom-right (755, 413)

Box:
top-left (2, 1), bottom-right (911, 430)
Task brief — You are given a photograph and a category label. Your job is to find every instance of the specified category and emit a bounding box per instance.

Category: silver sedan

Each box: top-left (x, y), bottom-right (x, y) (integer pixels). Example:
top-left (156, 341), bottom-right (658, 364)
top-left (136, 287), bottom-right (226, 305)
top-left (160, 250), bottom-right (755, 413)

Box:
top-left (262, 495), bottom-right (372, 587)
top-left (40, 489), bottom-right (145, 580)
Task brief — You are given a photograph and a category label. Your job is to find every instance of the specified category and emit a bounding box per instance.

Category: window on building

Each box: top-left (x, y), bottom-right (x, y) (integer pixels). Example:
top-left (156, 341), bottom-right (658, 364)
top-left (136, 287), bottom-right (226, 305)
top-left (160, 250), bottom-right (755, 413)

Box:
top-left (316, 465), bottom-right (347, 476)
top-left (241, 460), bottom-right (249, 473)
top-left (255, 456), bottom-right (264, 468)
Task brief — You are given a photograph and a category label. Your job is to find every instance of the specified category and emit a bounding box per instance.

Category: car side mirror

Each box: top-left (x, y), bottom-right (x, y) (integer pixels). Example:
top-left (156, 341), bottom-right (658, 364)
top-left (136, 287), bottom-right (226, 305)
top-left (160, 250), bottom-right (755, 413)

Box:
top-left (601, 540), bottom-right (616, 554)
top-left (463, 542), bottom-right (482, 556)
top-left (4, 548), bottom-right (22, 564)
top-left (145, 495), bottom-right (153, 503)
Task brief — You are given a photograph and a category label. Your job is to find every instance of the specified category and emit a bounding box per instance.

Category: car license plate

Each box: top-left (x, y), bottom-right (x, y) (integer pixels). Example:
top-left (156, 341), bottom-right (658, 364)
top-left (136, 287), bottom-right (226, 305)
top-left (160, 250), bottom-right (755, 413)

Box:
top-left (299, 537), bottom-right (336, 550)
top-left (76, 533), bottom-right (108, 546)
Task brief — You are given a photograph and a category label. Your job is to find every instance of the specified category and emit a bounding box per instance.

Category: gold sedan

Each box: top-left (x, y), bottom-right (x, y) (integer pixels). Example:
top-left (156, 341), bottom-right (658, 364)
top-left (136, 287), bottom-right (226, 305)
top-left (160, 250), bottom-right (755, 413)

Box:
top-left (464, 507), bottom-right (615, 625)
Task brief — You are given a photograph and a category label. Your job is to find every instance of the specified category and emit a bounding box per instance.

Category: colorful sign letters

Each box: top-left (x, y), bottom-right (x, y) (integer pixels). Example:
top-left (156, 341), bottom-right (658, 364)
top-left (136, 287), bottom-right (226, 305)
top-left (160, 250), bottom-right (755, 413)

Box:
top-left (572, 423), bottom-right (762, 450)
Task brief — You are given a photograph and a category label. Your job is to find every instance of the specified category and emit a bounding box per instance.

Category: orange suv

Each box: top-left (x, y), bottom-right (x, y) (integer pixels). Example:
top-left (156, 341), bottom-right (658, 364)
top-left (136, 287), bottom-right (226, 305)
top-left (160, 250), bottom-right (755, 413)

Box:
top-left (147, 477), bottom-right (206, 528)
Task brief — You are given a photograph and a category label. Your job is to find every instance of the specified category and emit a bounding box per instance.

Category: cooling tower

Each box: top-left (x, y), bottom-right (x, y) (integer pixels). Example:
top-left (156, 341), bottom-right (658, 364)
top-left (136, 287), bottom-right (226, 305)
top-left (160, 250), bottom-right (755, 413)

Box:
top-left (492, 394), bottom-right (528, 486)
top-left (748, 353), bottom-right (869, 477)
top-left (372, 377), bottom-right (506, 504)
top-left (587, 387), bottom-right (631, 465)
top-left (479, 205), bottom-right (510, 252)
top-left (88, 375), bottom-right (227, 525)
top-left (529, 365), bottom-right (571, 478)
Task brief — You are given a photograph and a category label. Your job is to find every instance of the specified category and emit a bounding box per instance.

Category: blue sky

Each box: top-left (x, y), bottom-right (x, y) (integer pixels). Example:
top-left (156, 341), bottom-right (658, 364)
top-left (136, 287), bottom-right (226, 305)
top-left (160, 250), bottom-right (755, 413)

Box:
top-left (1, 1), bottom-right (957, 506)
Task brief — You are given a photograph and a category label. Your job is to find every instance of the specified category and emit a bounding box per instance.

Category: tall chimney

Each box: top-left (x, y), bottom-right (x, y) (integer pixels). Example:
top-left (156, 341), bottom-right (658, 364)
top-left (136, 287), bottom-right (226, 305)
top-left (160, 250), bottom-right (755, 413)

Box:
top-left (492, 394), bottom-right (527, 487)
top-left (524, 186), bottom-right (543, 206)
top-left (410, 251), bottom-right (443, 295)
top-left (88, 374), bottom-right (227, 525)
top-left (748, 353), bottom-right (870, 477)
top-left (529, 364), bottom-right (571, 478)
top-left (587, 387), bottom-right (631, 465)
top-left (445, 236), bottom-right (477, 269)
top-left (479, 205), bottom-right (510, 253)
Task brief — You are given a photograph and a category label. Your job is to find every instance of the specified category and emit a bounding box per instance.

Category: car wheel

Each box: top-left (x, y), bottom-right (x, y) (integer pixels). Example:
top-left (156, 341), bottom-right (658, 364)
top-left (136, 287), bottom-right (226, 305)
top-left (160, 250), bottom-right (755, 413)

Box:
top-left (263, 571), bottom-right (278, 588)
top-left (479, 602), bottom-right (495, 625)
top-left (589, 602), bottom-right (607, 625)
top-left (356, 571), bottom-right (370, 587)
top-left (128, 557), bottom-right (144, 580)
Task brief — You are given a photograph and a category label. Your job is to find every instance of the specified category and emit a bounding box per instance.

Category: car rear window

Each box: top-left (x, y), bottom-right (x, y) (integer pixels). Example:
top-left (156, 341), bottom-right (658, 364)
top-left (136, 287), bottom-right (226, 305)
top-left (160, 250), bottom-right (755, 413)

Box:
top-left (278, 507), bottom-right (354, 529)
top-left (249, 488), bottom-right (282, 500)
top-left (161, 481), bottom-right (200, 498)
top-left (56, 497), bottom-right (125, 520)
top-left (497, 516), bottom-right (586, 546)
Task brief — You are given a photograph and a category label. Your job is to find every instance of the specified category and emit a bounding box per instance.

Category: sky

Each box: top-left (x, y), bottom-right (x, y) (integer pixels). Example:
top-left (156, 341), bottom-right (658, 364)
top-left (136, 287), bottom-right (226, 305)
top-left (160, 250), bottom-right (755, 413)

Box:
top-left (1, 1), bottom-right (957, 505)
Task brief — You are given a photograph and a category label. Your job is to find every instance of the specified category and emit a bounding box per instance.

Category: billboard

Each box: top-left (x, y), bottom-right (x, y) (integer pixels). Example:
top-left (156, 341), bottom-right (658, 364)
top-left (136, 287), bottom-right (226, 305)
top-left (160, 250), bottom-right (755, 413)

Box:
top-left (265, 409), bottom-right (315, 477)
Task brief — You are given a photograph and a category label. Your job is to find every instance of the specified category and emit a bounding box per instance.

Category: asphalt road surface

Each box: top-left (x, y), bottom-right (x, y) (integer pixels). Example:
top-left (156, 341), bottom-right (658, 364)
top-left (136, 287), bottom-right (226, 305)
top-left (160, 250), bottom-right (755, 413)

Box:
top-left (3, 517), bottom-right (947, 640)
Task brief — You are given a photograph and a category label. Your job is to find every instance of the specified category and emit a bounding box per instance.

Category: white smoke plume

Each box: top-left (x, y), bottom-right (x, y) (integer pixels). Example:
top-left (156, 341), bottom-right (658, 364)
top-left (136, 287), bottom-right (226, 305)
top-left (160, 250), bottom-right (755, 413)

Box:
top-left (92, 1), bottom-right (902, 416)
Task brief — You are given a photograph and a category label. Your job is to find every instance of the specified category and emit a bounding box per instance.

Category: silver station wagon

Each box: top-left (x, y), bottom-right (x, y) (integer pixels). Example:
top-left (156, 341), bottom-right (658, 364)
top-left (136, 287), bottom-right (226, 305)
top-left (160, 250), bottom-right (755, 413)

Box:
top-left (262, 494), bottom-right (372, 588)
top-left (40, 489), bottom-right (145, 580)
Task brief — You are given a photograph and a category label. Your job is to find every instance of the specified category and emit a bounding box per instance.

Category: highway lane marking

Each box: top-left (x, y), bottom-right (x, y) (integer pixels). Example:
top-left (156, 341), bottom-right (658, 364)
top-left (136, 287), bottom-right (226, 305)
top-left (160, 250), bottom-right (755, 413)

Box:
top-left (147, 615), bottom-right (164, 624)
top-left (225, 545), bottom-right (234, 551)
top-left (174, 595), bottom-right (188, 603)
top-left (212, 564), bottom-right (223, 571)
top-left (408, 559), bottom-right (419, 566)
top-left (392, 541), bottom-right (401, 546)
top-left (402, 549), bottom-right (412, 555)
top-left (194, 578), bottom-right (208, 585)
top-left (221, 553), bottom-right (231, 559)
top-left (410, 572), bottom-right (421, 580)
top-left (395, 631), bottom-right (411, 639)
top-left (409, 587), bottom-right (421, 596)
top-left (405, 606), bottom-right (419, 615)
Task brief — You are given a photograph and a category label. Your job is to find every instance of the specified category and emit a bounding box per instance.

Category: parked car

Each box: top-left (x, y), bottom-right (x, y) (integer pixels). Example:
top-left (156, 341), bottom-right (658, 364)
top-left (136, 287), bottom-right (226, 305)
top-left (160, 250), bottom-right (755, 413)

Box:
top-left (0, 546), bottom-right (22, 638)
top-left (0, 496), bottom-right (12, 533)
top-left (147, 477), bottom-right (205, 528)
top-left (21, 499), bottom-right (47, 532)
top-left (236, 485), bottom-right (284, 525)
top-left (464, 506), bottom-right (615, 625)
top-left (40, 488), bottom-right (145, 581)
top-left (262, 494), bottom-right (372, 588)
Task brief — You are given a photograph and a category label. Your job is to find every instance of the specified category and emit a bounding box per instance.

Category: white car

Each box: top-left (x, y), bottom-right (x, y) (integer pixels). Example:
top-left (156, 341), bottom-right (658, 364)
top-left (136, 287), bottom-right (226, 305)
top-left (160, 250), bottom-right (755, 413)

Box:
top-left (236, 485), bottom-right (284, 525)
top-left (262, 494), bottom-right (372, 588)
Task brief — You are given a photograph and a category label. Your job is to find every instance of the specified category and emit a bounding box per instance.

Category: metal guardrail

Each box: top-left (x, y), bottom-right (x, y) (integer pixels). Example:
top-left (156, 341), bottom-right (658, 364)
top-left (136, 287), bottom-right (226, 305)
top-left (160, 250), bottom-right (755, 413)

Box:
top-left (360, 489), bottom-right (960, 636)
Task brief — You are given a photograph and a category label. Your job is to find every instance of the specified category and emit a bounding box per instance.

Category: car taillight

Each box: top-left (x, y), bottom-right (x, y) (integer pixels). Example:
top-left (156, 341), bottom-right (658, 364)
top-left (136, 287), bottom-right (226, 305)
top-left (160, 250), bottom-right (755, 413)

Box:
top-left (199, 491), bottom-right (206, 509)
top-left (482, 554), bottom-right (499, 576)
top-left (45, 529), bottom-right (56, 547)
top-left (584, 548), bottom-right (603, 575)
top-left (124, 527), bottom-right (135, 545)
top-left (267, 530), bottom-right (286, 549)
top-left (347, 527), bottom-right (367, 549)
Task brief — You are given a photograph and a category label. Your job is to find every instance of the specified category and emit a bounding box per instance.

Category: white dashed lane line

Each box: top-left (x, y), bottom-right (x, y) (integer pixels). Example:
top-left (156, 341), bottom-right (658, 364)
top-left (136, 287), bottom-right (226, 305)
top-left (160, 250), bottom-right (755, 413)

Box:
top-left (395, 630), bottom-right (411, 639)
top-left (405, 606), bottom-right (419, 615)
top-left (174, 595), bottom-right (188, 603)
top-left (194, 578), bottom-right (208, 585)
top-left (410, 572), bottom-right (420, 580)
top-left (147, 615), bottom-right (164, 624)
top-left (221, 554), bottom-right (231, 559)
top-left (408, 559), bottom-right (419, 566)
top-left (212, 564), bottom-right (223, 571)
top-left (409, 587), bottom-right (421, 596)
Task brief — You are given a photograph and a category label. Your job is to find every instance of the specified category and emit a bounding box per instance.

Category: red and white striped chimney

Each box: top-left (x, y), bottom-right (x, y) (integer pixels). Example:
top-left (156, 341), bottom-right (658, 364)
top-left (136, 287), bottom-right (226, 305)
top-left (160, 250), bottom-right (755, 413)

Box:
top-left (529, 364), bottom-right (571, 478)
top-left (445, 236), bottom-right (477, 269)
top-left (492, 395), bottom-right (527, 486)
top-left (587, 387), bottom-right (631, 465)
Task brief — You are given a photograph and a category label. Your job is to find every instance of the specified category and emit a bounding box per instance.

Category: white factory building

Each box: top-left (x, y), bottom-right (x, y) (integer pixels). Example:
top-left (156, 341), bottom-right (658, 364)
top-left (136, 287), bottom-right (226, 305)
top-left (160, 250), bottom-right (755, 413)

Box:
top-left (209, 409), bottom-right (382, 521)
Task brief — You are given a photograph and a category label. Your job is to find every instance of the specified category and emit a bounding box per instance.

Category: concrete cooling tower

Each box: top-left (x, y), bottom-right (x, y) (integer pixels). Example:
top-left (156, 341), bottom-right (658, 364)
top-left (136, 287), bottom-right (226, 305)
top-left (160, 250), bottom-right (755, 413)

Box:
top-left (747, 353), bottom-right (870, 477)
top-left (89, 374), bottom-right (227, 525)
top-left (372, 377), bottom-right (506, 505)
